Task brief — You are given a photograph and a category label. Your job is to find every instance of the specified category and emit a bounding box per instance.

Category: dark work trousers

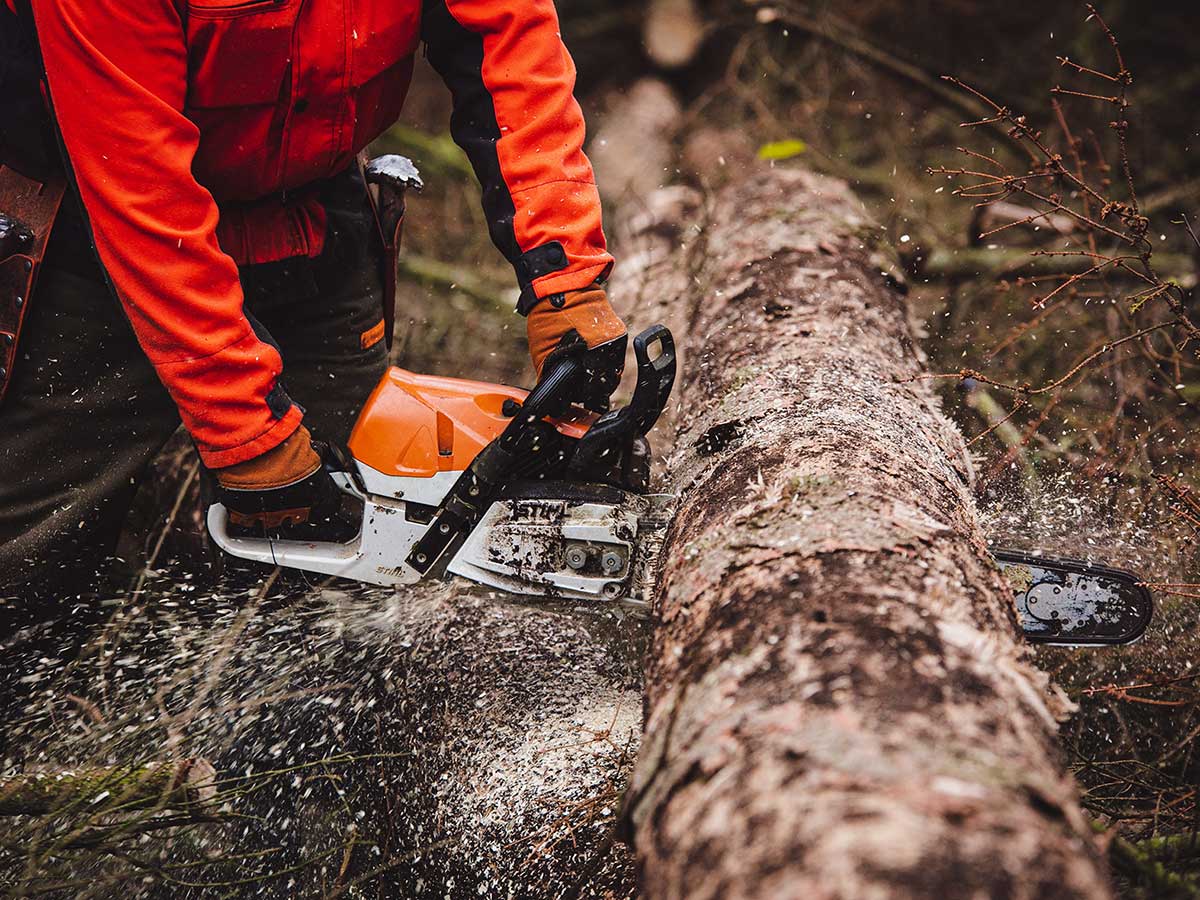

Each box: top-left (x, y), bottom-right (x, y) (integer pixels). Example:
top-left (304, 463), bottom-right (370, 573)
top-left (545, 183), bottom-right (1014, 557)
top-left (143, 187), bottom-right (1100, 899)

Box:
top-left (0, 166), bottom-right (389, 608)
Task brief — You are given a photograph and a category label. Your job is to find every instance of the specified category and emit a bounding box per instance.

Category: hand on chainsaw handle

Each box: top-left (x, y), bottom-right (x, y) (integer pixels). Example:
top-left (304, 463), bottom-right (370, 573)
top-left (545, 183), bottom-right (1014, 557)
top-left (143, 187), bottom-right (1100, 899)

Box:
top-left (213, 425), bottom-right (343, 529)
top-left (526, 285), bottom-right (627, 413)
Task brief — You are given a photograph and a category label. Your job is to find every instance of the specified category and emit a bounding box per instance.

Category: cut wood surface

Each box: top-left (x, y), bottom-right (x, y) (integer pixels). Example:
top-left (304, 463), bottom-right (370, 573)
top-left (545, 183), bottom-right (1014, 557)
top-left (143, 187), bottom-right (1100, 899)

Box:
top-left (616, 164), bottom-right (1113, 899)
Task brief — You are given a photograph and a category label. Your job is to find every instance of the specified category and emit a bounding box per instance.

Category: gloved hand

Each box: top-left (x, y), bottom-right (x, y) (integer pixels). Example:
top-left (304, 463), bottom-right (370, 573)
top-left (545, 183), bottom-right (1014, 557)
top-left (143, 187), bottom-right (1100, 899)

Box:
top-left (526, 284), bottom-right (627, 412)
top-left (213, 424), bottom-right (342, 529)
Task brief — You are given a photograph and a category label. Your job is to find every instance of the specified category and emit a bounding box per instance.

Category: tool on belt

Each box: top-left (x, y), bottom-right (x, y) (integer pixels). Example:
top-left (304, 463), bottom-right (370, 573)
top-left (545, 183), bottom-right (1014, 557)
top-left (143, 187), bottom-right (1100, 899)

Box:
top-left (0, 164), bottom-right (64, 405)
top-left (362, 154), bottom-right (423, 351)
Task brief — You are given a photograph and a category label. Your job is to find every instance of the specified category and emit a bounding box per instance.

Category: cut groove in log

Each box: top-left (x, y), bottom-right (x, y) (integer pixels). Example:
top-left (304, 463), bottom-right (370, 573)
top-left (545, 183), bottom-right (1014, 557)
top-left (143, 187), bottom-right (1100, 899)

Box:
top-left (620, 166), bottom-right (1113, 899)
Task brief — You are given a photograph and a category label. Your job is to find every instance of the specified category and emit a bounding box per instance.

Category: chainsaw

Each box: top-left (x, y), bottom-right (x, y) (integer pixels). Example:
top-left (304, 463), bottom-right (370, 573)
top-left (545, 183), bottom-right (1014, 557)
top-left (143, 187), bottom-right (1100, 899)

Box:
top-left (207, 324), bottom-right (679, 607)
top-left (206, 321), bottom-right (1154, 641)
top-left (206, 156), bottom-right (1153, 641)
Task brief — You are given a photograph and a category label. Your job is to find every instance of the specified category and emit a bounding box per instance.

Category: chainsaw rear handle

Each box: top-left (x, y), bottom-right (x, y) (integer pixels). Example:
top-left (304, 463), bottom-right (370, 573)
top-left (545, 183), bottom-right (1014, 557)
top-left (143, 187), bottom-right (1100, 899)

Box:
top-left (207, 501), bottom-right (361, 575)
top-left (206, 470), bottom-right (368, 579)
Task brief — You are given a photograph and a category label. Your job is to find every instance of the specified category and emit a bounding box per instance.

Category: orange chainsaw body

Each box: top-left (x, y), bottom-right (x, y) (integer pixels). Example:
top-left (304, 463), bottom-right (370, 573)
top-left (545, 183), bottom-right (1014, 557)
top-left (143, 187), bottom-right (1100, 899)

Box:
top-left (348, 367), bottom-right (593, 480)
top-left (209, 325), bottom-right (677, 600)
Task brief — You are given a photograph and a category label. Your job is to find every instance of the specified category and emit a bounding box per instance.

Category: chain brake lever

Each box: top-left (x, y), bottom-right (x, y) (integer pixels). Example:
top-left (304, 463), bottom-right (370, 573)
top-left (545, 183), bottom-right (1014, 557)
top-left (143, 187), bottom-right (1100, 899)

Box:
top-left (568, 325), bottom-right (677, 477)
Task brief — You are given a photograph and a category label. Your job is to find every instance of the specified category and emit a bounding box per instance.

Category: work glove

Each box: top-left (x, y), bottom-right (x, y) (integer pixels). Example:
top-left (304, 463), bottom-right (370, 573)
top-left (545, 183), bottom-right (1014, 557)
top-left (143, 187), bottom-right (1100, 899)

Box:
top-left (526, 284), bottom-right (628, 413)
top-left (213, 424), bottom-right (342, 529)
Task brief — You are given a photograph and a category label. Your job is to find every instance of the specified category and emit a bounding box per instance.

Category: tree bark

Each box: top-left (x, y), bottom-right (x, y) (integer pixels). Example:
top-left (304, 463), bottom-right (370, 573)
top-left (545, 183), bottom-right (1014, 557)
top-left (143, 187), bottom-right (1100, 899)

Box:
top-left (618, 164), bottom-right (1113, 899)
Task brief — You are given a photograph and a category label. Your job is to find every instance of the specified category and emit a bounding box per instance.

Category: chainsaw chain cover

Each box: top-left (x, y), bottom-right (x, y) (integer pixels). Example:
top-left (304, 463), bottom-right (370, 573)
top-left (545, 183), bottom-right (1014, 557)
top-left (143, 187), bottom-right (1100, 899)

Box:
top-left (447, 484), bottom-right (675, 604)
top-left (994, 549), bottom-right (1153, 646)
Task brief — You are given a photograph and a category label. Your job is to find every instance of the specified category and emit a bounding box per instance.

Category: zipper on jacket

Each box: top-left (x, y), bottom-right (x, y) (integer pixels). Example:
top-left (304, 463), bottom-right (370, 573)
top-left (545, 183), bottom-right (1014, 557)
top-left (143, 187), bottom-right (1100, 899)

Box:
top-left (187, 0), bottom-right (287, 14)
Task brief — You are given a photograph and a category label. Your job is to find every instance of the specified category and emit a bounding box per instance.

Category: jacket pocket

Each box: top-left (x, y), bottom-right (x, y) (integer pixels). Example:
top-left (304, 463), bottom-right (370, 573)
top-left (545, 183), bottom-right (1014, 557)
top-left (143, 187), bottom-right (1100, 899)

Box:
top-left (185, 0), bottom-right (297, 108)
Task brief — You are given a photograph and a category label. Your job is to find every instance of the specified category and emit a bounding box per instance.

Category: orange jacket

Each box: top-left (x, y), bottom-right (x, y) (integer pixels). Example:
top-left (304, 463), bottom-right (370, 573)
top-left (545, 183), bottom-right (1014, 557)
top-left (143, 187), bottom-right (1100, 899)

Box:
top-left (25, 0), bottom-right (612, 467)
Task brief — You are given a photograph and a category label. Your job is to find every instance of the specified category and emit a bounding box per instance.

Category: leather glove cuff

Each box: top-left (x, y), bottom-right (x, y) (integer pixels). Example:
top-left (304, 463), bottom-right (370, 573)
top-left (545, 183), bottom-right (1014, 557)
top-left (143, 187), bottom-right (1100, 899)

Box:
top-left (215, 424), bottom-right (321, 491)
top-left (527, 285), bottom-right (627, 378)
top-left (214, 425), bottom-right (340, 528)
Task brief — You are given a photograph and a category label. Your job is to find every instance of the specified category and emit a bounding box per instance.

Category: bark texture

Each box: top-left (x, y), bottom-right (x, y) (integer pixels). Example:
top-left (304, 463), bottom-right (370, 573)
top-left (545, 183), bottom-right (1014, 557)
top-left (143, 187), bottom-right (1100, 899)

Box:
top-left (619, 165), bottom-right (1113, 899)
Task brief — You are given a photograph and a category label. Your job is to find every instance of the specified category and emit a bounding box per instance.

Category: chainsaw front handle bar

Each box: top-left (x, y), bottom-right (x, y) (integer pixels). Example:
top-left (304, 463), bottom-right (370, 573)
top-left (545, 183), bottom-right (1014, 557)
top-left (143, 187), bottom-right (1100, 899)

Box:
top-left (406, 324), bottom-right (677, 577)
top-left (570, 325), bottom-right (676, 475)
top-left (631, 324), bottom-right (677, 434)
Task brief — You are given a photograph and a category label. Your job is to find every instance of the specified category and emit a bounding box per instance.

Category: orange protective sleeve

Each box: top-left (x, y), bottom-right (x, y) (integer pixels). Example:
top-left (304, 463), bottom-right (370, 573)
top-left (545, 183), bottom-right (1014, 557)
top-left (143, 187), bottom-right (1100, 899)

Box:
top-left (425, 0), bottom-right (615, 303)
top-left (30, 0), bottom-right (299, 468)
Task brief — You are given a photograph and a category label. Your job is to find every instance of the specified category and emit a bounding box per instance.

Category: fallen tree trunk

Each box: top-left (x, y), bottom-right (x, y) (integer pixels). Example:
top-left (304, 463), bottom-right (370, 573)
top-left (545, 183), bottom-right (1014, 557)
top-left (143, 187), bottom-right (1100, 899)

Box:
top-left (618, 165), bottom-right (1113, 898)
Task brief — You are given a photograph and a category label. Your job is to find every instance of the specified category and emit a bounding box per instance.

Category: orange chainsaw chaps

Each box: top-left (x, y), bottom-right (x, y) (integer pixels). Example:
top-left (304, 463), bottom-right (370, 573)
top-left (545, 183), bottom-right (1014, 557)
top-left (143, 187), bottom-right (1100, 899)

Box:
top-left (348, 367), bottom-right (593, 480)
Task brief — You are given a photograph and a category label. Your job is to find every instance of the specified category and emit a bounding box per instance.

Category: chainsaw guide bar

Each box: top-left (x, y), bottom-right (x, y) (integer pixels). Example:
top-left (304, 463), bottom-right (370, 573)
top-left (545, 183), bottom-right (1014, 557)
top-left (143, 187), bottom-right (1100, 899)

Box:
top-left (207, 319), bottom-right (1153, 647)
top-left (993, 549), bottom-right (1153, 646)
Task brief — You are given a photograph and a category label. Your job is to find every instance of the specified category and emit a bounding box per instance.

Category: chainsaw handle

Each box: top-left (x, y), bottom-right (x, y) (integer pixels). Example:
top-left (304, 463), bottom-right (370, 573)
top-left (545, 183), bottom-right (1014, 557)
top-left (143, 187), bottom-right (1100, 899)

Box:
top-left (515, 323), bottom-right (674, 427)
top-left (406, 325), bottom-right (676, 575)
top-left (205, 471), bottom-right (369, 578)
top-left (501, 350), bottom-right (585, 439)
top-left (628, 324), bottom-right (676, 436)
top-left (566, 325), bottom-right (677, 479)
